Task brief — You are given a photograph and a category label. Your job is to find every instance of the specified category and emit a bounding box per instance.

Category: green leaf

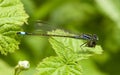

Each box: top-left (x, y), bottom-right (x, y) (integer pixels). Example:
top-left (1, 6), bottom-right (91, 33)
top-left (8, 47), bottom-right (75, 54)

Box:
top-left (48, 29), bottom-right (103, 62)
top-left (36, 56), bottom-right (82, 75)
top-left (35, 29), bottom-right (103, 75)
top-left (0, 0), bottom-right (29, 55)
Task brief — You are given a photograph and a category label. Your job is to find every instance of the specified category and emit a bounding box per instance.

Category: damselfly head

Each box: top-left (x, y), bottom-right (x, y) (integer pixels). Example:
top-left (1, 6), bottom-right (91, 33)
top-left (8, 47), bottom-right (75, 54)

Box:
top-left (85, 34), bottom-right (98, 47)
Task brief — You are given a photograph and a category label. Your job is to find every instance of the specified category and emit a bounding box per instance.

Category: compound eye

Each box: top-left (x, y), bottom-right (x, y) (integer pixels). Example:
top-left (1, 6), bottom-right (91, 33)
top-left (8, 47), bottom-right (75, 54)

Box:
top-left (93, 34), bottom-right (99, 41)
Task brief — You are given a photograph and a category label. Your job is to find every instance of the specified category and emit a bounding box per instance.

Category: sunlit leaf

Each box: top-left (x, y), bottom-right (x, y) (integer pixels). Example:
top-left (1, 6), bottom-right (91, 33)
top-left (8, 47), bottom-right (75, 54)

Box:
top-left (36, 56), bottom-right (82, 75)
top-left (48, 29), bottom-right (103, 62)
top-left (0, 0), bottom-right (29, 55)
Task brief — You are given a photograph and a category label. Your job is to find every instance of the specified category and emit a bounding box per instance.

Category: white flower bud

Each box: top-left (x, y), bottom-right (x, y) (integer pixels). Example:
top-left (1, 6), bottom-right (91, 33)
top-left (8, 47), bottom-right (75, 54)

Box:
top-left (18, 60), bottom-right (30, 69)
top-left (15, 60), bottom-right (30, 75)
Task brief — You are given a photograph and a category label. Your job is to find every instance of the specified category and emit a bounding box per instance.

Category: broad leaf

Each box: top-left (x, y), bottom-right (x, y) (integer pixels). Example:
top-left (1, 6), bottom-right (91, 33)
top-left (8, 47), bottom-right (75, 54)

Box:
top-left (36, 29), bottom-right (103, 75)
top-left (48, 29), bottom-right (103, 62)
top-left (0, 0), bottom-right (29, 55)
top-left (36, 56), bottom-right (82, 75)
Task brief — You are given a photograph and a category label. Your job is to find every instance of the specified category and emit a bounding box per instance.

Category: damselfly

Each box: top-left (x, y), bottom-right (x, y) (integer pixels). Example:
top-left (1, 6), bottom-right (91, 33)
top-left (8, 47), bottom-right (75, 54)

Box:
top-left (17, 21), bottom-right (99, 47)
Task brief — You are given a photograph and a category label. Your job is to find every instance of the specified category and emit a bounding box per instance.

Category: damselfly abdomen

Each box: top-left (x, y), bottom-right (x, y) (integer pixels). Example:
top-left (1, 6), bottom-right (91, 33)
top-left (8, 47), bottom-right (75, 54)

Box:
top-left (17, 32), bottom-right (98, 47)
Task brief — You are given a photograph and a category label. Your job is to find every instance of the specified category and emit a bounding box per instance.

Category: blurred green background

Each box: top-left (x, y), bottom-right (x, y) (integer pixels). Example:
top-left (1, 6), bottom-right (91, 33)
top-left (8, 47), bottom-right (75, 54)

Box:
top-left (0, 0), bottom-right (120, 75)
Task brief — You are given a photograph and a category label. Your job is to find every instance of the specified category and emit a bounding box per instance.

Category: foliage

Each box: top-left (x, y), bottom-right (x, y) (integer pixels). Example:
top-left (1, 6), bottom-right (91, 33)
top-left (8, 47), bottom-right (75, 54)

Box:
top-left (0, 0), bottom-right (28, 55)
top-left (0, 0), bottom-right (120, 75)
top-left (35, 29), bottom-right (103, 75)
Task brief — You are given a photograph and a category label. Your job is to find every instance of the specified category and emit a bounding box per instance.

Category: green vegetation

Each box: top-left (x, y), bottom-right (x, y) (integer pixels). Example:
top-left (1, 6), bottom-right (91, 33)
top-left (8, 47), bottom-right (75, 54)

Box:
top-left (0, 0), bottom-right (120, 75)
